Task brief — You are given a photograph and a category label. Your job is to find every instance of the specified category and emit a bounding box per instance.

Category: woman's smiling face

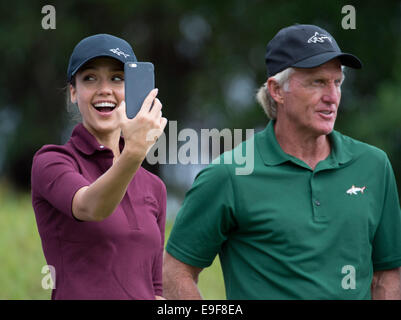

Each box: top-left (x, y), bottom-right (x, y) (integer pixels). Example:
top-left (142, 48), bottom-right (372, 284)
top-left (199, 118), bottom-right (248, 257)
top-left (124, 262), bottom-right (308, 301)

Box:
top-left (70, 57), bottom-right (125, 137)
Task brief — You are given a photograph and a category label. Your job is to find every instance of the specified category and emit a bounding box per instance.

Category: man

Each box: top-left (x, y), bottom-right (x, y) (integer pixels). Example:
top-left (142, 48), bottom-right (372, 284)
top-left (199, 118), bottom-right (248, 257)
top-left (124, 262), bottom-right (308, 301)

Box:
top-left (163, 24), bottom-right (401, 299)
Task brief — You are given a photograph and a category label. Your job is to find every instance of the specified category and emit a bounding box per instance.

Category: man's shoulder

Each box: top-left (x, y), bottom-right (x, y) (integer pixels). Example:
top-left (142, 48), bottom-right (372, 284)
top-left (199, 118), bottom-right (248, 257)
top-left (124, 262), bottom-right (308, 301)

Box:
top-left (207, 132), bottom-right (257, 175)
top-left (334, 130), bottom-right (389, 162)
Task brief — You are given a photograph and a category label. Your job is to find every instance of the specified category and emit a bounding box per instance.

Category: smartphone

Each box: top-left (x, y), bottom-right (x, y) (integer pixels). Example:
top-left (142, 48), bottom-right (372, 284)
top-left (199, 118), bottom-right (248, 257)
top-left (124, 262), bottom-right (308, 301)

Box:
top-left (124, 61), bottom-right (155, 119)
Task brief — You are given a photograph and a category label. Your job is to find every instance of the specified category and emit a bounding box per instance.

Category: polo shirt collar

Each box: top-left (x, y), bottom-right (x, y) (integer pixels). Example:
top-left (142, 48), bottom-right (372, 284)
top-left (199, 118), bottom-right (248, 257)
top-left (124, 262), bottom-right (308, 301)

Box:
top-left (70, 123), bottom-right (124, 155)
top-left (256, 120), bottom-right (353, 169)
top-left (256, 120), bottom-right (290, 166)
top-left (329, 129), bottom-right (353, 165)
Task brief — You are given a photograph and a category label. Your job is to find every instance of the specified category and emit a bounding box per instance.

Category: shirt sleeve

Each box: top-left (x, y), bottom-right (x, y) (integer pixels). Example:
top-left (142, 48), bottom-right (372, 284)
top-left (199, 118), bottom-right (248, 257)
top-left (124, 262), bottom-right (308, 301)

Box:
top-left (31, 148), bottom-right (90, 219)
top-left (372, 156), bottom-right (401, 270)
top-left (152, 181), bottom-right (167, 297)
top-left (166, 162), bottom-right (237, 268)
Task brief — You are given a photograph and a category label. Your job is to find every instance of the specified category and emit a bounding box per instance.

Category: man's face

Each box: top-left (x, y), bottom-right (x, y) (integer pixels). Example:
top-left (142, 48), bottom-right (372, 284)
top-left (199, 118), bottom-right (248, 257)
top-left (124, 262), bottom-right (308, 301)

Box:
top-left (280, 59), bottom-right (343, 137)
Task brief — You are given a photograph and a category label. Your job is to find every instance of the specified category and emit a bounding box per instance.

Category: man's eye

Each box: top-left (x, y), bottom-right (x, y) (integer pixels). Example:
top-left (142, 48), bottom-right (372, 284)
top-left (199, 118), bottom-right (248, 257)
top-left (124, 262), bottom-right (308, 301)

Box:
top-left (313, 79), bottom-right (325, 85)
top-left (112, 75), bottom-right (124, 81)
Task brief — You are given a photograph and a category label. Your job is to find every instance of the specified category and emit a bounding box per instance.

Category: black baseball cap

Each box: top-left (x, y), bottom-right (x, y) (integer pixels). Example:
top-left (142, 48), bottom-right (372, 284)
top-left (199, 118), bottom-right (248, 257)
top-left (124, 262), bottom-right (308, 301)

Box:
top-left (67, 33), bottom-right (137, 82)
top-left (265, 24), bottom-right (362, 77)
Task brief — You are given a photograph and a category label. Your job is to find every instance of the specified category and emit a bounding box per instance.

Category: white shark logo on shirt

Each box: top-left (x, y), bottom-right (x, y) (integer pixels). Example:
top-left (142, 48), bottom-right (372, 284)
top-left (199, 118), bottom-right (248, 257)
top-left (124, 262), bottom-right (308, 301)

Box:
top-left (346, 185), bottom-right (366, 195)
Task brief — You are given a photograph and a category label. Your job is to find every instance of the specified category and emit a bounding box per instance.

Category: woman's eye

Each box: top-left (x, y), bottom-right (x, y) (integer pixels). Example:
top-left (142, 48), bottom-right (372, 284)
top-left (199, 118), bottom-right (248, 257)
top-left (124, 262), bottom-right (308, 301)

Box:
top-left (83, 75), bottom-right (95, 81)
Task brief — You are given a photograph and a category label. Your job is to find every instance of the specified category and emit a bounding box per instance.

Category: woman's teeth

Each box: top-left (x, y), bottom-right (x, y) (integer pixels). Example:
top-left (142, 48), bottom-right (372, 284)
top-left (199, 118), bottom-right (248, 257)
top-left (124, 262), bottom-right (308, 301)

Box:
top-left (93, 102), bottom-right (116, 112)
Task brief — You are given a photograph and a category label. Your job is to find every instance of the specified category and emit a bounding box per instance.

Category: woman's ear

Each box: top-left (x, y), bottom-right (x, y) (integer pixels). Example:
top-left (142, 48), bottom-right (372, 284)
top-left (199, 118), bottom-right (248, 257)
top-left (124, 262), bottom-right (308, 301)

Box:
top-left (267, 78), bottom-right (285, 105)
top-left (69, 83), bottom-right (77, 105)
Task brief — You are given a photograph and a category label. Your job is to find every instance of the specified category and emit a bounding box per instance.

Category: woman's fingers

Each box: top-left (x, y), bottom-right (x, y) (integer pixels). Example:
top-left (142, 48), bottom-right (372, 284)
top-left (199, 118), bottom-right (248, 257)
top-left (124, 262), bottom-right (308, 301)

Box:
top-left (160, 117), bottom-right (168, 130)
top-left (149, 98), bottom-right (162, 116)
top-left (120, 88), bottom-right (168, 161)
top-left (138, 88), bottom-right (159, 115)
top-left (116, 100), bottom-right (128, 123)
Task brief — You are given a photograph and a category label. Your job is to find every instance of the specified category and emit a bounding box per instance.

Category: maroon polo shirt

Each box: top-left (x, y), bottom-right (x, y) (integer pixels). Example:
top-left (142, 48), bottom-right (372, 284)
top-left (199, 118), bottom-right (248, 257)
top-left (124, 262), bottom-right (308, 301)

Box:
top-left (31, 123), bottom-right (166, 300)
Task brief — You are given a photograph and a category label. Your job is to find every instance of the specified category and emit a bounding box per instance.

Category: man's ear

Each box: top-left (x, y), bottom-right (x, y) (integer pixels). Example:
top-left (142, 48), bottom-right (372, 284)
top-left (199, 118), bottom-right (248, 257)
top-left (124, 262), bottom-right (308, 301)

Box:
top-left (267, 78), bottom-right (285, 105)
top-left (69, 84), bottom-right (77, 104)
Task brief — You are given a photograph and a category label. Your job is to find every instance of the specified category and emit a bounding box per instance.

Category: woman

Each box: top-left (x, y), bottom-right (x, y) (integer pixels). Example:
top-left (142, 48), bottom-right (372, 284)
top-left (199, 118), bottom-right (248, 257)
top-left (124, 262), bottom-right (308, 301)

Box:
top-left (31, 34), bottom-right (167, 299)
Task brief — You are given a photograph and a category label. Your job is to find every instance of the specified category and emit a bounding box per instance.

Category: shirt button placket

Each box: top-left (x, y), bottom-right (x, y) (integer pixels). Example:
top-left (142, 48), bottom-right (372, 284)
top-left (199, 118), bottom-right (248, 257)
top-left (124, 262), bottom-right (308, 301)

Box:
top-left (310, 173), bottom-right (327, 223)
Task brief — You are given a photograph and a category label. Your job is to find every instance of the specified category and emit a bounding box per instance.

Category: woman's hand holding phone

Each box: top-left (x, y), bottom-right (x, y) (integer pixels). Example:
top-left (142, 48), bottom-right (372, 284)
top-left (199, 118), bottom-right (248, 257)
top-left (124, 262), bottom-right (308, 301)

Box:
top-left (117, 89), bottom-right (167, 165)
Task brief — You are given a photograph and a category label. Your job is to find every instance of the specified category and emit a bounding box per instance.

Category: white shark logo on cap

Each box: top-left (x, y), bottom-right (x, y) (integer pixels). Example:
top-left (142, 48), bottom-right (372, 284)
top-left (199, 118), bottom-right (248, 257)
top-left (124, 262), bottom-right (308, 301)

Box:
top-left (307, 32), bottom-right (332, 44)
top-left (110, 48), bottom-right (130, 58)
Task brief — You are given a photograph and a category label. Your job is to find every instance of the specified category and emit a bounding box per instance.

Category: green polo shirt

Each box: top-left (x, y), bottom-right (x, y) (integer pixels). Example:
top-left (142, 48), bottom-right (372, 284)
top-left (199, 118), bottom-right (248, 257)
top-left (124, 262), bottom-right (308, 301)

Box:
top-left (166, 121), bottom-right (401, 299)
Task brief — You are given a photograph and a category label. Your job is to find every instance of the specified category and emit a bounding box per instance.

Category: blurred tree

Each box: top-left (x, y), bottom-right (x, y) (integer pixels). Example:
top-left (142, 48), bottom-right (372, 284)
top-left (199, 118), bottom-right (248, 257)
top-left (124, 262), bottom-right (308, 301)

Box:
top-left (1, 0), bottom-right (401, 196)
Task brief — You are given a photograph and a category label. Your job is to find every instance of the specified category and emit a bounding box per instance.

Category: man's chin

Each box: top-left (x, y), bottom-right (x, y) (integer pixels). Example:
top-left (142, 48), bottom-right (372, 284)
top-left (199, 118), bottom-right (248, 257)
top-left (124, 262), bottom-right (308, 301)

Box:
top-left (317, 119), bottom-right (336, 135)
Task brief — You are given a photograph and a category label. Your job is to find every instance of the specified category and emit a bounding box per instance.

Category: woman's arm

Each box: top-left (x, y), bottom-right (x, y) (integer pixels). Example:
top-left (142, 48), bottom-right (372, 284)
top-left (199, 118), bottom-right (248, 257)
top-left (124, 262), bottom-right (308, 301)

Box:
top-left (72, 89), bottom-right (167, 221)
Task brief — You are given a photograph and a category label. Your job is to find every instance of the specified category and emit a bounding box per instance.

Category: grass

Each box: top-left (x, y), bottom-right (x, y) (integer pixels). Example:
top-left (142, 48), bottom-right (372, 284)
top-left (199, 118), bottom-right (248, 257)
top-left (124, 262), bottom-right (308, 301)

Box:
top-left (0, 183), bottom-right (50, 300)
top-left (0, 183), bottom-right (225, 300)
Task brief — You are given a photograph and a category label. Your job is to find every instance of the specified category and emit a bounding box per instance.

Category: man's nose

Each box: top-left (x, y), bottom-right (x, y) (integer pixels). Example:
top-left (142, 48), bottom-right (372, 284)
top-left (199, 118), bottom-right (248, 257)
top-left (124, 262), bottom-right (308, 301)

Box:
top-left (322, 82), bottom-right (340, 105)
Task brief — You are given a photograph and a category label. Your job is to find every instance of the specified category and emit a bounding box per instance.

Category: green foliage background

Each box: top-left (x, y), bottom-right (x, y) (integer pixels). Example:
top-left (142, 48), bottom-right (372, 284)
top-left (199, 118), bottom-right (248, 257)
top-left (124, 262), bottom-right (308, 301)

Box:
top-left (2, 0), bottom-right (401, 189)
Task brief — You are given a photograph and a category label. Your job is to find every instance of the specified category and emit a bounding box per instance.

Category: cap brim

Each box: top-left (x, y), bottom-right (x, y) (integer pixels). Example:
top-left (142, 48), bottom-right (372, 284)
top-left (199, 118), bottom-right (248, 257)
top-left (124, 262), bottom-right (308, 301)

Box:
top-left (69, 53), bottom-right (128, 80)
top-left (292, 52), bottom-right (362, 69)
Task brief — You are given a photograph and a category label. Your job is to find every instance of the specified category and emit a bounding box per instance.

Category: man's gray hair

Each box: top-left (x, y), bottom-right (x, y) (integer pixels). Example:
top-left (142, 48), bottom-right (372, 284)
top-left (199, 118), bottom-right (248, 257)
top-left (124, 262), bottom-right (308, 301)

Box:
top-left (256, 67), bottom-right (294, 120)
top-left (256, 65), bottom-right (346, 119)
